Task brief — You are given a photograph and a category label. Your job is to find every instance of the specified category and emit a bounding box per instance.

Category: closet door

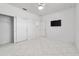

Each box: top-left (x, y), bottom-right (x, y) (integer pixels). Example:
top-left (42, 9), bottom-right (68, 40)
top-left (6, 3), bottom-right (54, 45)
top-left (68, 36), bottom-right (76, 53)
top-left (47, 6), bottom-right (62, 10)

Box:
top-left (21, 19), bottom-right (28, 41)
top-left (17, 17), bottom-right (22, 42)
top-left (16, 17), bottom-right (28, 42)
top-left (0, 15), bottom-right (13, 44)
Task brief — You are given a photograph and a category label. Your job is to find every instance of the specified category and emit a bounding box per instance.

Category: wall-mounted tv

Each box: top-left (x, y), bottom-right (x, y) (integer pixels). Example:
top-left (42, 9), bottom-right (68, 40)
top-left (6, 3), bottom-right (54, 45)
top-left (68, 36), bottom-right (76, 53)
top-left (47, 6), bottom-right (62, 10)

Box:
top-left (51, 20), bottom-right (61, 27)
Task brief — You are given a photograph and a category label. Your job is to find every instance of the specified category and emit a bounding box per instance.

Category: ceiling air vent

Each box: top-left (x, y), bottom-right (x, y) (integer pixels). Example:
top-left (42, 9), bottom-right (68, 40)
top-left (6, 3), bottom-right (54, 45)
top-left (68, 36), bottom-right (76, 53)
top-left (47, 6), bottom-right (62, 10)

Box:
top-left (22, 8), bottom-right (27, 11)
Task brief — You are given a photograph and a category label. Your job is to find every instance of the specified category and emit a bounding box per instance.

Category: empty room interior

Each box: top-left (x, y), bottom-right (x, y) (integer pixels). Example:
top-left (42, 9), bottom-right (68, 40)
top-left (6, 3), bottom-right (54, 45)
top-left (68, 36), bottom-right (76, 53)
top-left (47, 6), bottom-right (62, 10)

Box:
top-left (0, 3), bottom-right (79, 56)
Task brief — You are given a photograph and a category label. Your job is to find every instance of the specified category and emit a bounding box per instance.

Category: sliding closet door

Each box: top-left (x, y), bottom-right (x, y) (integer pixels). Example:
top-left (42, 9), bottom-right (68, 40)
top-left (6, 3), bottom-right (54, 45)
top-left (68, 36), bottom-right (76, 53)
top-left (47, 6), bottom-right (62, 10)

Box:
top-left (21, 19), bottom-right (28, 41)
top-left (0, 15), bottom-right (13, 44)
top-left (16, 17), bottom-right (22, 42)
top-left (16, 17), bottom-right (28, 42)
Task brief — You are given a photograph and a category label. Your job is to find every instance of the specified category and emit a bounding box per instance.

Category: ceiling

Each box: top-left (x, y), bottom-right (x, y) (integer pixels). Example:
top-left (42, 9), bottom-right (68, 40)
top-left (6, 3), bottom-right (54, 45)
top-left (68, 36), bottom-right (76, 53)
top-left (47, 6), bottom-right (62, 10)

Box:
top-left (9, 3), bottom-right (76, 16)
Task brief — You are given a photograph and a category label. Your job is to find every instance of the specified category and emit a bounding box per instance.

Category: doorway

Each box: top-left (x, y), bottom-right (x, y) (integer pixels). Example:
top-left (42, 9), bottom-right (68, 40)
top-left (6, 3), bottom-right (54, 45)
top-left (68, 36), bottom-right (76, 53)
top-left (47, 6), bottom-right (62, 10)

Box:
top-left (0, 14), bottom-right (14, 45)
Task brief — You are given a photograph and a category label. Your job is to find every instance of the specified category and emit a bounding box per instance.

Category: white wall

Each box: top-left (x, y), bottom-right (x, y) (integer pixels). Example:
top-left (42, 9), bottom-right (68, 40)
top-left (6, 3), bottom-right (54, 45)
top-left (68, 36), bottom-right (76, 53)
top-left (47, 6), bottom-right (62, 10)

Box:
top-left (0, 3), bottom-right (40, 43)
top-left (42, 8), bottom-right (75, 43)
top-left (76, 4), bottom-right (79, 51)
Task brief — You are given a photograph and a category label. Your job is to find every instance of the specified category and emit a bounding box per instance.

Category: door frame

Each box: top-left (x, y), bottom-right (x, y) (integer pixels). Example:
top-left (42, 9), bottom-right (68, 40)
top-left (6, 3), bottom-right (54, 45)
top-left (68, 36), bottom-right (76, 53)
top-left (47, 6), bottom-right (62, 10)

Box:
top-left (0, 13), bottom-right (15, 43)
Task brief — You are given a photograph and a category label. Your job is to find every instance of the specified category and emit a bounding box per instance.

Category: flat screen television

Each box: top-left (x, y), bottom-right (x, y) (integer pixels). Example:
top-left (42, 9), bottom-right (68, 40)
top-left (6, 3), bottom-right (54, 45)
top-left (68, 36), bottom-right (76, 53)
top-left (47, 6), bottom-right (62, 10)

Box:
top-left (51, 20), bottom-right (61, 27)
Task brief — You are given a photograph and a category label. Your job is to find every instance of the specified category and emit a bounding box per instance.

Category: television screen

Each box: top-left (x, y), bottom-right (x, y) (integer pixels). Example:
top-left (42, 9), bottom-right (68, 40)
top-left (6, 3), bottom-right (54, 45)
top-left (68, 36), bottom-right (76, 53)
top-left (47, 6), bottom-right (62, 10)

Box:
top-left (51, 20), bottom-right (61, 27)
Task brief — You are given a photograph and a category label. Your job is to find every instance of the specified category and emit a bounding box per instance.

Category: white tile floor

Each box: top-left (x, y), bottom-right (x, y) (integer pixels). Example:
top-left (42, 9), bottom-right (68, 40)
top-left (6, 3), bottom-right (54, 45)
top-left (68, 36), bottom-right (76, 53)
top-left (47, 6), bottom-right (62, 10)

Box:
top-left (0, 37), bottom-right (79, 56)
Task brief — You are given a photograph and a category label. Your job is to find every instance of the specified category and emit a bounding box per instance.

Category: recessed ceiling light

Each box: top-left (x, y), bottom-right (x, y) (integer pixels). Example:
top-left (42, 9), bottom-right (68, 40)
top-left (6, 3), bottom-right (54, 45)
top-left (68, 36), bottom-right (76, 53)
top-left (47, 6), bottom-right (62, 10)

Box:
top-left (38, 6), bottom-right (44, 10)
top-left (38, 3), bottom-right (45, 10)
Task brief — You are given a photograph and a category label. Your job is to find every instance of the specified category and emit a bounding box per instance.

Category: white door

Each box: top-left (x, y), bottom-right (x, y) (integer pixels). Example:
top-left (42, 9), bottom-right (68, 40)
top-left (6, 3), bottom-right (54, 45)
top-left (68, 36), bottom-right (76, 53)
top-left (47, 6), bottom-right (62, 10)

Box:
top-left (16, 17), bottom-right (28, 42)
top-left (0, 15), bottom-right (13, 44)
top-left (27, 20), bottom-right (34, 40)
top-left (21, 19), bottom-right (28, 41)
